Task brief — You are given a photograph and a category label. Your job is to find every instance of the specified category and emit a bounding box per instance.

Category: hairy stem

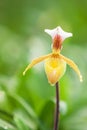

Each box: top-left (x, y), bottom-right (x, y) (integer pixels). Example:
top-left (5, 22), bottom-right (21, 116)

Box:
top-left (54, 82), bottom-right (59, 130)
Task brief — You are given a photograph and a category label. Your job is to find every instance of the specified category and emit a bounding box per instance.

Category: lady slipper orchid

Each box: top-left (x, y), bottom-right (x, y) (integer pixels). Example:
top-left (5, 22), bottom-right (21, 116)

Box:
top-left (23, 26), bottom-right (83, 85)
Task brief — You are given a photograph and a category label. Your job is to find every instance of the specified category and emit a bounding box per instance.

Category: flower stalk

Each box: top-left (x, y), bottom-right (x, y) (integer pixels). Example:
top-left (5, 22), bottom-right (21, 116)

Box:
top-left (54, 82), bottom-right (59, 130)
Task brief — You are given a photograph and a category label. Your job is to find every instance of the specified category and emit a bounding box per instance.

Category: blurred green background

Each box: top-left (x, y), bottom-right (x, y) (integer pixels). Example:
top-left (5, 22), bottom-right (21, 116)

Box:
top-left (0, 0), bottom-right (87, 130)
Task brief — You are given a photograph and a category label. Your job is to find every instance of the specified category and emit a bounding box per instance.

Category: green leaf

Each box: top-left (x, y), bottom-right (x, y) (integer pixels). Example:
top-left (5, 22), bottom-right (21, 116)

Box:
top-left (14, 115), bottom-right (29, 130)
top-left (8, 93), bottom-right (45, 130)
top-left (0, 110), bottom-right (14, 125)
top-left (38, 100), bottom-right (55, 130)
top-left (0, 118), bottom-right (16, 130)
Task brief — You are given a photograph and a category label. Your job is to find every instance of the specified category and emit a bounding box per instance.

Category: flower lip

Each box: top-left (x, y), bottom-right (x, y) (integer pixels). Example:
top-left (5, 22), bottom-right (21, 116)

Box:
top-left (45, 26), bottom-right (73, 41)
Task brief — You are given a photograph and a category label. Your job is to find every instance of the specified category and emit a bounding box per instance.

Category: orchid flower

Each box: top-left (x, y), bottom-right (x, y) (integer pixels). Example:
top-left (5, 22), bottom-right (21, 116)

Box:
top-left (23, 26), bottom-right (83, 85)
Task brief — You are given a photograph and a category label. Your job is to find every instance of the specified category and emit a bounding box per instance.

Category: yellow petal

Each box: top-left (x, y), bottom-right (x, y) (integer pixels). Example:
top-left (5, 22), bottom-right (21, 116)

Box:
top-left (59, 54), bottom-right (83, 82)
top-left (23, 53), bottom-right (52, 75)
top-left (44, 56), bottom-right (66, 85)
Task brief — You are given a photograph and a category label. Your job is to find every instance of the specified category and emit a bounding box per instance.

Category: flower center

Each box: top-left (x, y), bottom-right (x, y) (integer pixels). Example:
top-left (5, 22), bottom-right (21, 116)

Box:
top-left (52, 35), bottom-right (62, 53)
